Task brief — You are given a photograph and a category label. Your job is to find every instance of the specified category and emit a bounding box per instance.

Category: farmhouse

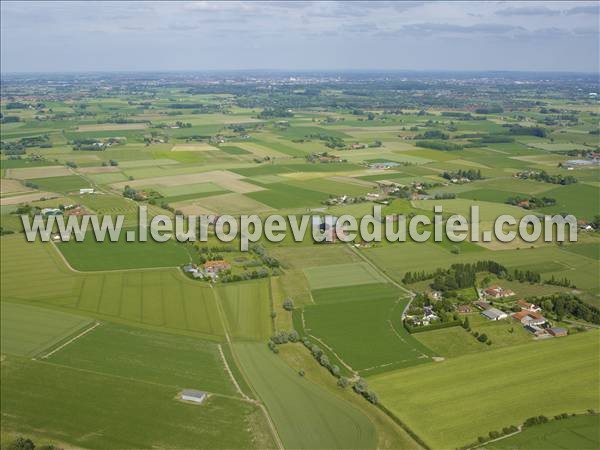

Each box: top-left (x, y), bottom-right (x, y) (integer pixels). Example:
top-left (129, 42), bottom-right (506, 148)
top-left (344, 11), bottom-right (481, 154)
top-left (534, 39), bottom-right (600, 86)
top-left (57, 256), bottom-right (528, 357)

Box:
top-left (180, 389), bottom-right (207, 404)
top-left (426, 290), bottom-right (443, 301)
top-left (377, 182), bottom-right (400, 195)
top-left (65, 206), bottom-right (89, 216)
top-left (483, 285), bottom-right (515, 299)
top-left (203, 260), bottom-right (231, 274)
top-left (456, 304), bottom-right (472, 313)
top-left (517, 300), bottom-right (541, 312)
top-left (79, 188), bottom-right (95, 194)
top-left (481, 308), bottom-right (508, 321)
top-left (512, 310), bottom-right (547, 327)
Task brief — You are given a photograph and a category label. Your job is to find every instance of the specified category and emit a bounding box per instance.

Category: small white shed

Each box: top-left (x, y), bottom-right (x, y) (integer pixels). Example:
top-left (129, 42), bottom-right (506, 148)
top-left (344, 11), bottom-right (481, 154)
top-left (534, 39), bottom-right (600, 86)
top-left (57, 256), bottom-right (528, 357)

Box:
top-left (180, 389), bottom-right (207, 404)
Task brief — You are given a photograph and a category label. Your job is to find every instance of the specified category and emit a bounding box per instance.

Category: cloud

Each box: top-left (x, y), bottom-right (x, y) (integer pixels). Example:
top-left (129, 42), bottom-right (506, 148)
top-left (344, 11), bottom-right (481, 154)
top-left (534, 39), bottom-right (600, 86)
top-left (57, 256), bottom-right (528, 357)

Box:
top-left (400, 22), bottom-right (525, 36)
top-left (1, 1), bottom-right (598, 72)
top-left (565, 5), bottom-right (600, 16)
top-left (495, 6), bottom-right (561, 17)
top-left (496, 4), bottom-right (600, 17)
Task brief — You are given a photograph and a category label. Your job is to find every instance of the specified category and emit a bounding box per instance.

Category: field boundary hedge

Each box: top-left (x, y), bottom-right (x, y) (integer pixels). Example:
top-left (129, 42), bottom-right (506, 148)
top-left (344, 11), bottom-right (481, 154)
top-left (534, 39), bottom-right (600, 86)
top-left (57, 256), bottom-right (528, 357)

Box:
top-left (403, 319), bottom-right (462, 334)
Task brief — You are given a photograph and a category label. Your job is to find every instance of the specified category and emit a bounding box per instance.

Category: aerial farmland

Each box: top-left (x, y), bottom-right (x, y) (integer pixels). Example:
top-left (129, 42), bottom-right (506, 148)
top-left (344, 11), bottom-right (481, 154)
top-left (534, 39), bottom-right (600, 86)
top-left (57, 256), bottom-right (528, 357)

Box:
top-left (1, 2), bottom-right (600, 449)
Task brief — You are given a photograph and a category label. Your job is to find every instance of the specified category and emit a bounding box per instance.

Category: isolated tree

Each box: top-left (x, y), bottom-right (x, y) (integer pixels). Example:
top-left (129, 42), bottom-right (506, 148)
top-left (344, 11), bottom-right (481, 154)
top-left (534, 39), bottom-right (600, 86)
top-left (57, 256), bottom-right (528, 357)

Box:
top-left (282, 298), bottom-right (294, 311)
top-left (462, 317), bottom-right (470, 330)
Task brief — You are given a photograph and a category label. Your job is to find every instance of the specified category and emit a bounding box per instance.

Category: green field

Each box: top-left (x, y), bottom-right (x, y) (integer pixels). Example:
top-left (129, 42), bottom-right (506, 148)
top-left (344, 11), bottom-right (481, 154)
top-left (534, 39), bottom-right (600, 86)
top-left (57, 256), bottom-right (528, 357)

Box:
top-left (246, 182), bottom-right (328, 208)
top-left (562, 242), bottom-right (600, 260)
top-left (1, 355), bottom-right (266, 449)
top-left (215, 279), bottom-right (273, 341)
top-left (369, 331), bottom-right (600, 449)
top-left (149, 181), bottom-right (225, 197)
top-left (1, 236), bottom-right (223, 339)
top-left (303, 261), bottom-right (386, 290)
top-left (48, 322), bottom-right (236, 395)
top-left (304, 283), bottom-right (435, 373)
top-left (540, 183), bottom-right (600, 220)
top-left (234, 342), bottom-right (377, 450)
top-left (484, 414), bottom-right (600, 450)
top-left (413, 315), bottom-right (533, 358)
top-left (28, 175), bottom-right (91, 193)
top-left (1, 302), bottom-right (92, 357)
top-left (57, 231), bottom-right (191, 271)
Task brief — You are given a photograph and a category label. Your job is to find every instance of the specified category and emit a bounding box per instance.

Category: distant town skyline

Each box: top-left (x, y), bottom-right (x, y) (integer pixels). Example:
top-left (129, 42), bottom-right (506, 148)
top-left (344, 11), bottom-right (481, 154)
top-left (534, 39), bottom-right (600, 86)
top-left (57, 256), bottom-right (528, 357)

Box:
top-left (1, 1), bottom-right (599, 73)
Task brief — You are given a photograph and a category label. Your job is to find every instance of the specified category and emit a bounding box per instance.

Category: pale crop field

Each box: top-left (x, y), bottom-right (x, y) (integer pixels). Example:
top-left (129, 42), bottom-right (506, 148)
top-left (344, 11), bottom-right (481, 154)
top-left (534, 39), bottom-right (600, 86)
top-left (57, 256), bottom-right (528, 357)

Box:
top-left (111, 169), bottom-right (265, 193)
top-left (76, 123), bottom-right (149, 131)
top-left (6, 166), bottom-right (72, 179)
top-left (0, 178), bottom-right (31, 195)
top-left (171, 143), bottom-right (219, 152)
top-left (0, 191), bottom-right (59, 205)
top-left (174, 192), bottom-right (274, 215)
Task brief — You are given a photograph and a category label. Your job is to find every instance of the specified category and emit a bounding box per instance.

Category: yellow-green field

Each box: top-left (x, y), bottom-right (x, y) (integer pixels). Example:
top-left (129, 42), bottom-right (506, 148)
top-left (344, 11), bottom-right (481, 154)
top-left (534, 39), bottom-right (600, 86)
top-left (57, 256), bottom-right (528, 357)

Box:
top-left (1, 236), bottom-right (223, 339)
top-left (369, 331), bottom-right (600, 449)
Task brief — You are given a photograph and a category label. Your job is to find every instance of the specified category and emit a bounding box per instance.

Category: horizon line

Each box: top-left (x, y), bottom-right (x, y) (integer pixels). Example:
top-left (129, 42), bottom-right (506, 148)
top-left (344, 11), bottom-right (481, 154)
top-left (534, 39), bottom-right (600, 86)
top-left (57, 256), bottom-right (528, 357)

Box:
top-left (2, 68), bottom-right (599, 76)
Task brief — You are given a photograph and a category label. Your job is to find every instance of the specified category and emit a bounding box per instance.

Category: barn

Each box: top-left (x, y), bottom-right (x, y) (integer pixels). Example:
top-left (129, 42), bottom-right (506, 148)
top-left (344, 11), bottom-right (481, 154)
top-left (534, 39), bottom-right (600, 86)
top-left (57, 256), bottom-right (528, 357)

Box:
top-left (180, 389), bottom-right (208, 404)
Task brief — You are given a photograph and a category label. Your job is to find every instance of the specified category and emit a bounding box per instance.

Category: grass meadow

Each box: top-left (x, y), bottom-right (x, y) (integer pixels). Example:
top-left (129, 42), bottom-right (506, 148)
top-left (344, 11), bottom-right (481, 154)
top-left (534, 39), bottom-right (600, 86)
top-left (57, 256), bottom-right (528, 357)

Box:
top-left (27, 175), bottom-right (91, 193)
top-left (233, 342), bottom-right (377, 450)
top-left (215, 280), bottom-right (273, 342)
top-left (57, 231), bottom-right (191, 271)
top-left (1, 236), bottom-right (224, 339)
top-left (484, 414), bottom-right (600, 450)
top-left (303, 261), bottom-right (386, 290)
top-left (0, 355), bottom-right (266, 449)
top-left (369, 331), bottom-right (600, 449)
top-left (303, 283), bottom-right (435, 374)
top-left (48, 322), bottom-right (236, 395)
top-left (1, 302), bottom-right (92, 357)
top-left (414, 315), bottom-right (533, 358)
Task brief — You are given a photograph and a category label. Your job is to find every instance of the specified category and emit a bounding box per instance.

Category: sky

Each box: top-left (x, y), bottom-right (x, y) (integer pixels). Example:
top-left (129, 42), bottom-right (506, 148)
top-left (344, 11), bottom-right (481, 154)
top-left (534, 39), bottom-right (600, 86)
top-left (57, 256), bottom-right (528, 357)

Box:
top-left (1, 1), bottom-right (599, 73)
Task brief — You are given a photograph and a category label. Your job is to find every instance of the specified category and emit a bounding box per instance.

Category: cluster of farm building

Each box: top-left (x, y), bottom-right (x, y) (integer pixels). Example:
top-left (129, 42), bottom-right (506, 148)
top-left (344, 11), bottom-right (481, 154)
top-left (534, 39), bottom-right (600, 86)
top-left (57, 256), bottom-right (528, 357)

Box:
top-left (182, 260), bottom-right (231, 281)
top-left (407, 284), bottom-right (567, 338)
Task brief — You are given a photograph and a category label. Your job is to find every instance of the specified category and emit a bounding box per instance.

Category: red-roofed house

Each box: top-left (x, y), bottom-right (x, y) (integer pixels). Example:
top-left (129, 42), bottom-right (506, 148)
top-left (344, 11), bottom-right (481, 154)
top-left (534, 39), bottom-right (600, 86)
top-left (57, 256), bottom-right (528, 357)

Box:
top-left (483, 285), bottom-right (515, 299)
top-left (512, 310), bottom-right (547, 326)
top-left (203, 260), bottom-right (231, 274)
top-left (517, 299), bottom-right (542, 312)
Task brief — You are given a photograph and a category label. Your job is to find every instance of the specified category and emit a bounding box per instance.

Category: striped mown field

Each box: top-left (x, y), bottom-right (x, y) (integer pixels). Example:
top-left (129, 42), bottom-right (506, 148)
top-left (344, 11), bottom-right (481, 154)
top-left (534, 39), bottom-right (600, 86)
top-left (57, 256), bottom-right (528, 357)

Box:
top-left (1, 236), bottom-right (223, 339)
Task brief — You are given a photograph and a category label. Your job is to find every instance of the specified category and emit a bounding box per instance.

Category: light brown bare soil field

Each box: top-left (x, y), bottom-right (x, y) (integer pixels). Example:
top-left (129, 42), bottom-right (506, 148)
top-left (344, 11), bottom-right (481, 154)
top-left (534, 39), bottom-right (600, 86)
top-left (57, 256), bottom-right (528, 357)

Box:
top-left (76, 166), bottom-right (122, 174)
top-left (0, 179), bottom-right (31, 195)
top-left (76, 123), bottom-right (148, 131)
top-left (111, 170), bottom-right (265, 194)
top-left (0, 191), bottom-right (59, 205)
top-left (6, 166), bottom-right (72, 180)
